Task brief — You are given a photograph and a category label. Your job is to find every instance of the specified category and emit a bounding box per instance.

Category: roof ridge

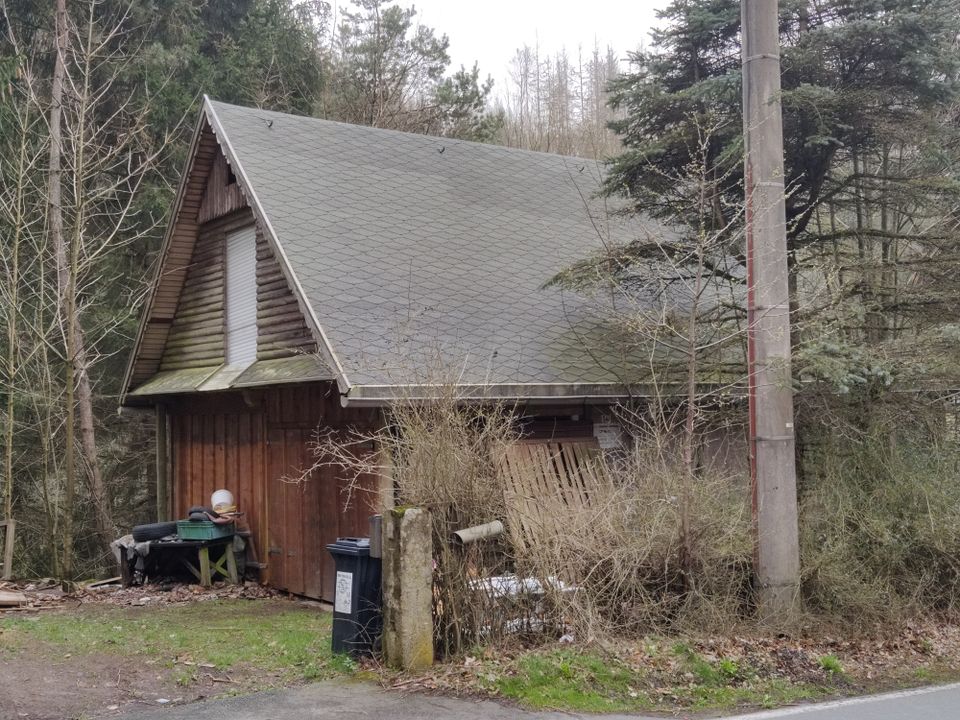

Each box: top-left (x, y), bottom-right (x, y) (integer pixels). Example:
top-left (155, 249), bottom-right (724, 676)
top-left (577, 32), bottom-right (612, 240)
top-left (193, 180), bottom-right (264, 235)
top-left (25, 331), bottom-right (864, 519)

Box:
top-left (204, 98), bottom-right (612, 169)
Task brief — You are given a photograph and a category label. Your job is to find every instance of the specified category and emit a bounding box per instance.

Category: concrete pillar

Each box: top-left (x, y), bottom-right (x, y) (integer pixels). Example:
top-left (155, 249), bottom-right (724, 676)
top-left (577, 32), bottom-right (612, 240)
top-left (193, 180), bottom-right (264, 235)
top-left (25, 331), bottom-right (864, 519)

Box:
top-left (381, 507), bottom-right (433, 670)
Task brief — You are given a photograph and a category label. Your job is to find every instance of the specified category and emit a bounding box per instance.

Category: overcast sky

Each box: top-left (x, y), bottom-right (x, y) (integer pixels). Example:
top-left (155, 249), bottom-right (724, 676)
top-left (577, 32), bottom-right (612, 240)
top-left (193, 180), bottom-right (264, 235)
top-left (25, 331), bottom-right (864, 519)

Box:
top-left (333, 1), bottom-right (672, 89)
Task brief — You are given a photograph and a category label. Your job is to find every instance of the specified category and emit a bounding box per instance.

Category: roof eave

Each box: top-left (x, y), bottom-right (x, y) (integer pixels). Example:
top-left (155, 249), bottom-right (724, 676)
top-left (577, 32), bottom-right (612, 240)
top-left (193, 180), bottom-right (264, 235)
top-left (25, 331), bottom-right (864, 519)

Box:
top-left (339, 381), bottom-right (743, 407)
top-left (120, 108), bottom-right (208, 406)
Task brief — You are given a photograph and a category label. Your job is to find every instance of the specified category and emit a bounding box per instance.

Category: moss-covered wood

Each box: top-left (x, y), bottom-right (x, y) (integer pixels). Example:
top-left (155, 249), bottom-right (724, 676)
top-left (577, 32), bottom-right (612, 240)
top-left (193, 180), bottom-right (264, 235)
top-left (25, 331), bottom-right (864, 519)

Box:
top-left (255, 227), bottom-right (315, 360)
top-left (159, 209), bottom-right (254, 371)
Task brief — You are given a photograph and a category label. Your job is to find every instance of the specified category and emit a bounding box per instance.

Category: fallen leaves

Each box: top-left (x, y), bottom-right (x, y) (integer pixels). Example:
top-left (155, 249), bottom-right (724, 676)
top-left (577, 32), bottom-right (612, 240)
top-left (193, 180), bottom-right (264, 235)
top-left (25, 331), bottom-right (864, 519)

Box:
top-left (376, 614), bottom-right (960, 711)
top-left (0, 578), bottom-right (283, 614)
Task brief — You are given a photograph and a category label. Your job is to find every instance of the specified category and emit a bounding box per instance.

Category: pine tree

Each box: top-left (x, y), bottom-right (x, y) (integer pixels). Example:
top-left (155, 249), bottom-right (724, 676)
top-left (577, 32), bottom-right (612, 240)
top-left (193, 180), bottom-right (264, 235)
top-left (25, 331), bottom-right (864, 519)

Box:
top-left (328, 0), bottom-right (500, 140)
top-left (603, 0), bottom-right (960, 392)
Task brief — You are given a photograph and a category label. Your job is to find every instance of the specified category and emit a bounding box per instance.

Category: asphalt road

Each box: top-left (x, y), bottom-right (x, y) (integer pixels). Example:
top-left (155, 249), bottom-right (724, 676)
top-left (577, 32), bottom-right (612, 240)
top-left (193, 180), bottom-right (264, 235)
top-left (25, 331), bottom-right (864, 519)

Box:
top-left (113, 680), bottom-right (960, 720)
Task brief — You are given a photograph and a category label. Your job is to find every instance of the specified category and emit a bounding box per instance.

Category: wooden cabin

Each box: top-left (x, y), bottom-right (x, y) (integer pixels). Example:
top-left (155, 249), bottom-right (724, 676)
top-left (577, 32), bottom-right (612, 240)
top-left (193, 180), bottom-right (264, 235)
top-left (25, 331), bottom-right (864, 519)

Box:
top-left (122, 98), bottom-right (680, 602)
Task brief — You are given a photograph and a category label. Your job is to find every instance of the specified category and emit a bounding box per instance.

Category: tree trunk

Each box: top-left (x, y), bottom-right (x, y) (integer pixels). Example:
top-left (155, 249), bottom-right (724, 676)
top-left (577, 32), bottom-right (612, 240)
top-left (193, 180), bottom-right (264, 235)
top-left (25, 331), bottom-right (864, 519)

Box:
top-left (48, 0), bottom-right (73, 590)
top-left (2, 105), bottom-right (29, 525)
top-left (75, 343), bottom-right (114, 547)
top-left (68, 2), bottom-right (115, 554)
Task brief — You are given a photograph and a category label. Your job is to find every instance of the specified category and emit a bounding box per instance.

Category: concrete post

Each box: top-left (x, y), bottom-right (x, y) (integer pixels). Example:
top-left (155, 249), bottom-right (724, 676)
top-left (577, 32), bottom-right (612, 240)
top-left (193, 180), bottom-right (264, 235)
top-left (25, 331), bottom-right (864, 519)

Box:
top-left (381, 507), bottom-right (433, 670)
top-left (742, 0), bottom-right (802, 620)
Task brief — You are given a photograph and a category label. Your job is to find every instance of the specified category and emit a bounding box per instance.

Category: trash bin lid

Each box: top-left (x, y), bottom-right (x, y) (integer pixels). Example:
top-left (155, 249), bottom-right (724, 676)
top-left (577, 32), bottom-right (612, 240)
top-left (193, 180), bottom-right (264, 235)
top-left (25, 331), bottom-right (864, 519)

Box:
top-left (326, 537), bottom-right (371, 556)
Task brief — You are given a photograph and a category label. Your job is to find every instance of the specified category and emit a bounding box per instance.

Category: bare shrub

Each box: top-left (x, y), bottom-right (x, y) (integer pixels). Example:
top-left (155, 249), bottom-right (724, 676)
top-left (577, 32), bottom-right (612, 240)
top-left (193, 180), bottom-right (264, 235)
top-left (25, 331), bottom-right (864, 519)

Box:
top-left (799, 398), bottom-right (960, 623)
top-left (512, 407), bottom-right (753, 641)
top-left (312, 395), bottom-right (754, 652)
top-left (310, 390), bottom-right (519, 656)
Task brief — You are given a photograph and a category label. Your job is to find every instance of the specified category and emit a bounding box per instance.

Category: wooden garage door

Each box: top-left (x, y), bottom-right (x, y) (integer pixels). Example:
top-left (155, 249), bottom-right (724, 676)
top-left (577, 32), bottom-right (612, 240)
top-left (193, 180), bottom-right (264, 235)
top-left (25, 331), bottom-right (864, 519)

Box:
top-left (266, 427), bottom-right (380, 601)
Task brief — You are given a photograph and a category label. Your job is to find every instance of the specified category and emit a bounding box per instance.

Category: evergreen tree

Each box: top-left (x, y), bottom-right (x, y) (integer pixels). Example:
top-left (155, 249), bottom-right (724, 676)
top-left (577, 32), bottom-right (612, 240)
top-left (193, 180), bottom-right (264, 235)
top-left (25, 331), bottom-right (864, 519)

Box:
top-left (602, 0), bottom-right (960, 392)
top-left (329, 0), bottom-right (500, 140)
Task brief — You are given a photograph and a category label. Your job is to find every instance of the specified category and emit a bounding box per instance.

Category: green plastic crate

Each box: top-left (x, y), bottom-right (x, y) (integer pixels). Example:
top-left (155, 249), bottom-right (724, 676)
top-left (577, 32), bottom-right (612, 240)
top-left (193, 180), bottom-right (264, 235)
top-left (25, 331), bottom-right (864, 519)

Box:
top-left (176, 519), bottom-right (234, 541)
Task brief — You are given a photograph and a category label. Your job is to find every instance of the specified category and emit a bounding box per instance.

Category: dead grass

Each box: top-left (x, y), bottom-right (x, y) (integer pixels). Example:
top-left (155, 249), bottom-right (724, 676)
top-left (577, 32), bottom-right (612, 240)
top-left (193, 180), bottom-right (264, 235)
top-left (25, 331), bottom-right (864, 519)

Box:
top-left (799, 401), bottom-right (960, 623)
top-left (514, 435), bottom-right (752, 640)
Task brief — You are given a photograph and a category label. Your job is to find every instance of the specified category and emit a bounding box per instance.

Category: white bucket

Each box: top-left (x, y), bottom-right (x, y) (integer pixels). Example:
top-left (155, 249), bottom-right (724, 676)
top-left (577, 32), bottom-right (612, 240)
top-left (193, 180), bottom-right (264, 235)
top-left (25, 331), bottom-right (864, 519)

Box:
top-left (210, 488), bottom-right (236, 513)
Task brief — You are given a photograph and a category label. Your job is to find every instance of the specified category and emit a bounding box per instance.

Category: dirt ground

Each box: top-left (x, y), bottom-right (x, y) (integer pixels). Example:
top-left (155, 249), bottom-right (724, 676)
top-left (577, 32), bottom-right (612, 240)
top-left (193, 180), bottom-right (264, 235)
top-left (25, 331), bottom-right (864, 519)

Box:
top-left (0, 581), bottom-right (333, 720)
top-left (5, 580), bottom-right (960, 719)
top-left (1, 648), bottom-right (208, 720)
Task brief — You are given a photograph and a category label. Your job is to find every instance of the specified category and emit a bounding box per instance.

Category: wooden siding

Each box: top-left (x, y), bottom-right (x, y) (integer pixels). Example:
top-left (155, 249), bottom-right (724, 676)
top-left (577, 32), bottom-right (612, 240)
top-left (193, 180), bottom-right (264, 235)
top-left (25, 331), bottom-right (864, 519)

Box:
top-left (168, 384), bottom-right (381, 601)
top-left (172, 395), bottom-right (267, 566)
top-left (130, 125), bottom-right (220, 385)
top-left (199, 151), bottom-right (246, 224)
top-left (159, 210), bottom-right (254, 372)
top-left (158, 211), bottom-right (315, 372)
top-left (255, 228), bottom-right (316, 360)
top-left (129, 113), bottom-right (321, 395)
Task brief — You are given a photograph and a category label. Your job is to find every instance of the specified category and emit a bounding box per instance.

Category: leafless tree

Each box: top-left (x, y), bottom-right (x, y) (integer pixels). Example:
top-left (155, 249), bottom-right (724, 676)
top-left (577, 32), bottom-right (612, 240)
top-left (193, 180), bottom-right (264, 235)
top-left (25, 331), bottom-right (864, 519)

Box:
top-left (2, 0), bottom-right (170, 581)
top-left (497, 42), bottom-right (623, 160)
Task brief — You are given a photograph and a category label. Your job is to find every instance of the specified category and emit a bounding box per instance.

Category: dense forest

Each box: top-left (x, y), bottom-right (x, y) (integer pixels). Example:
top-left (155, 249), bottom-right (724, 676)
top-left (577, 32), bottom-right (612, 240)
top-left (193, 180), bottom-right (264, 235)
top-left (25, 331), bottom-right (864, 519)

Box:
top-left (1, 0), bottom-right (960, 620)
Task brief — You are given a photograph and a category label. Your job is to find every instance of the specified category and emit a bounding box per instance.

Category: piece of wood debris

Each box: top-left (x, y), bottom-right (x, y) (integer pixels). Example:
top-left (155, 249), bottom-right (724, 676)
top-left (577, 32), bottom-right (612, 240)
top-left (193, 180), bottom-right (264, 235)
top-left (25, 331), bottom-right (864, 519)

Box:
top-left (0, 590), bottom-right (27, 606)
top-left (203, 673), bottom-right (237, 684)
top-left (85, 576), bottom-right (122, 589)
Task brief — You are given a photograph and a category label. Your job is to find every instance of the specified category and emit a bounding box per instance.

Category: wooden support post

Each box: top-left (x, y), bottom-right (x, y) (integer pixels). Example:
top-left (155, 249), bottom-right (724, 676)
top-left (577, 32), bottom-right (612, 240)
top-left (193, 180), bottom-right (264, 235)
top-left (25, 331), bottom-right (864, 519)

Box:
top-left (155, 405), bottom-right (170, 522)
top-left (225, 544), bottom-right (239, 584)
top-left (1, 519), bottom-right (15, 581)
top-left (199, 546), bottom-right (212, 587)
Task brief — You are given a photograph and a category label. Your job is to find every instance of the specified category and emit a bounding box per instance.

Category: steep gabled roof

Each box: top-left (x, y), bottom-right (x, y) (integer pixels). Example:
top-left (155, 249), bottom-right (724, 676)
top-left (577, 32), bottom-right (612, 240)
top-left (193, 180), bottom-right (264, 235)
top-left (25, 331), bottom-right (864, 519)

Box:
top-left (126, 98), bottom-right (674, 405)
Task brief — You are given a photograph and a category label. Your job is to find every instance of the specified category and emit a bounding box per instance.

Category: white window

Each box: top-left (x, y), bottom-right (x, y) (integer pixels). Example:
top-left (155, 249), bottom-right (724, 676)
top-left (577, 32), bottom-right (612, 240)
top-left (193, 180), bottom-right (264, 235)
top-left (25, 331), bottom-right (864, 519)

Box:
top-left (225, 225), bottom-right (257, 367)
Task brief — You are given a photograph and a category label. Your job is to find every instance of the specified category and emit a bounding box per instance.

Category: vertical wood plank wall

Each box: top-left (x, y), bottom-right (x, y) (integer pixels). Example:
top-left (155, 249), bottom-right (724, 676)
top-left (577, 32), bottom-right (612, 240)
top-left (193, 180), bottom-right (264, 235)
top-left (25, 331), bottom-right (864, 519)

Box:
top-left (198, 152), bottom-right (246, 224)
top-left (167, 383), bottom-right (381, 602)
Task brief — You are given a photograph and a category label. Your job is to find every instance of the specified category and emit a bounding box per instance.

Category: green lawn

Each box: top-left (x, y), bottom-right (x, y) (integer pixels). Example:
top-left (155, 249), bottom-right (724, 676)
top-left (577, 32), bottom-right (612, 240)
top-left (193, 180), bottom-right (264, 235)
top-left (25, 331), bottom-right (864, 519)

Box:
top-left (0, 599), bottom-right (354, 686)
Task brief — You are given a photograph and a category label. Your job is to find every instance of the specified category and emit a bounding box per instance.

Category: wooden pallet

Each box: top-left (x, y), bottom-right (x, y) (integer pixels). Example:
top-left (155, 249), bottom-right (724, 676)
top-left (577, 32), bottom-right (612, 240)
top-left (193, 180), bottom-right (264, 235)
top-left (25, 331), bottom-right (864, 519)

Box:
top-left (499, 440), bottom-right (612, 551)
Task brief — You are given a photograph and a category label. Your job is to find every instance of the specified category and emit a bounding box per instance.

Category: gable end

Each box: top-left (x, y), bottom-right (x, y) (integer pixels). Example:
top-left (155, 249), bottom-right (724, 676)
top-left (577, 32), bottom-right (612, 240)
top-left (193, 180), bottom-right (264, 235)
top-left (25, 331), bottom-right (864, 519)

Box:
top-left (255, 227), bottom-right (315, 360)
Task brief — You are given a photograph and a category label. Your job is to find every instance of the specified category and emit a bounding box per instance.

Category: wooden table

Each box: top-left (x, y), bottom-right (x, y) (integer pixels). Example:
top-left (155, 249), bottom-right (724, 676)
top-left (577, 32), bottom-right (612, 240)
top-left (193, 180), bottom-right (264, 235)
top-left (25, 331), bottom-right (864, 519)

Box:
top-left (120, 536), bottom-right (239, 588)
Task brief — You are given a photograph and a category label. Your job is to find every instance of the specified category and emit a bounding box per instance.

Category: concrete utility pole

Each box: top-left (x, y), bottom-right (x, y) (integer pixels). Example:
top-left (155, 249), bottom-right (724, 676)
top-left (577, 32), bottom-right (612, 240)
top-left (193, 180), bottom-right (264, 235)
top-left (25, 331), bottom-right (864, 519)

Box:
top-left (741, 0), bottom-right (801, 619)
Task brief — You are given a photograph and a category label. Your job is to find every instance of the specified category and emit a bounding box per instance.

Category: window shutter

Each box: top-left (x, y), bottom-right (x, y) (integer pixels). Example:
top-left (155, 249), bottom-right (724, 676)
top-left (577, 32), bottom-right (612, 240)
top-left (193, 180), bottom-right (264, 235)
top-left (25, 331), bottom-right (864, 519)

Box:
top-left (225, 225), bottom-right (257, 367)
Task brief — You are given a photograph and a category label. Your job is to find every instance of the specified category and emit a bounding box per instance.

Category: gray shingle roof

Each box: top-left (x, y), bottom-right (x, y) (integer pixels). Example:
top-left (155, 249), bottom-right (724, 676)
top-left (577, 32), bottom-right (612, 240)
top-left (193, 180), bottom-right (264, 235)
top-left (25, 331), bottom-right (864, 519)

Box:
top-left (208, 100), bottom-right (668, 400)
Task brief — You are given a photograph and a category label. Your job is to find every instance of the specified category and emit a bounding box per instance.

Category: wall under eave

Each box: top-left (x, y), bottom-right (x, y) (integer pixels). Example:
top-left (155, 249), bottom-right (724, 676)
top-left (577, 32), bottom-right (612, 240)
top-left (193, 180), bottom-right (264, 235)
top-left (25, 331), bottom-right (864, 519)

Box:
top-left (166, 383), bottom-right (382, 602)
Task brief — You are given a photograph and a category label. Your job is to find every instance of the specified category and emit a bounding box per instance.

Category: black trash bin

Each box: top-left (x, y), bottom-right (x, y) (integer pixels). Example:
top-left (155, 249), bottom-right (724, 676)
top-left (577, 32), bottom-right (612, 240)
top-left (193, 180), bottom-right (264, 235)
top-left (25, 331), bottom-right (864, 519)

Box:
top-left (326, 537), bottom-right (382, 656)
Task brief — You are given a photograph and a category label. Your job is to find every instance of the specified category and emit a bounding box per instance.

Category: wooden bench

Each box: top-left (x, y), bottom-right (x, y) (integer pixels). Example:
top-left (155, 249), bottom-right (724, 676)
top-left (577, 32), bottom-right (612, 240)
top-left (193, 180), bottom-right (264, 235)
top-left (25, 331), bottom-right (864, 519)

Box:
top-left (120, 536), bottom-right (238, 588)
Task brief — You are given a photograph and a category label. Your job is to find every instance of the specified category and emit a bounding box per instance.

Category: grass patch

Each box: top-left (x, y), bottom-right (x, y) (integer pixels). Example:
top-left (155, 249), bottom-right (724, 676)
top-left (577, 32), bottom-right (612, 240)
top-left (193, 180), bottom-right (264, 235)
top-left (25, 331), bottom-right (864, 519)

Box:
top-left (0, 600), bottom-right (348, 685)
top-left (493, 649), bottom-right (652, 712)
top-left (490, 645), bottom-right (827, 713)
top-left (819, 654), bottom-right (844, 676)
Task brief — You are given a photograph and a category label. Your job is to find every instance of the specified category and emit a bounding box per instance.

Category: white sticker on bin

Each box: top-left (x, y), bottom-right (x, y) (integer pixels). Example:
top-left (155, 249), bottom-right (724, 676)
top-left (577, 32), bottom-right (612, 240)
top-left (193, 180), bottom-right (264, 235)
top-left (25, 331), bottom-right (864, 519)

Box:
top-left (335, 571), bottom-right (353, 614)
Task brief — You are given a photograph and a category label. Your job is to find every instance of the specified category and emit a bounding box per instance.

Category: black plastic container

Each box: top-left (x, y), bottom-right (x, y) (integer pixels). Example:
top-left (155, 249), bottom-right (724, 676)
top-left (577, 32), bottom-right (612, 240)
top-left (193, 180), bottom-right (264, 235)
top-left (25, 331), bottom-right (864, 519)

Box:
top-left (325, 537), bottom-right (382, 656)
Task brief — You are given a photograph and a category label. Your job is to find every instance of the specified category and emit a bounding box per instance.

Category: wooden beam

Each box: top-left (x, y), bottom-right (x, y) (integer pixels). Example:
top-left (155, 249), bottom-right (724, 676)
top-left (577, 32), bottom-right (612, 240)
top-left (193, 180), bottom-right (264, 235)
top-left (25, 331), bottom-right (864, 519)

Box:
top-left (0, 589), bottom-right (26, 607)
top-left (156, 406), bottom-right (170, 522)
top-left (1, 519), bottom-right (15, 580)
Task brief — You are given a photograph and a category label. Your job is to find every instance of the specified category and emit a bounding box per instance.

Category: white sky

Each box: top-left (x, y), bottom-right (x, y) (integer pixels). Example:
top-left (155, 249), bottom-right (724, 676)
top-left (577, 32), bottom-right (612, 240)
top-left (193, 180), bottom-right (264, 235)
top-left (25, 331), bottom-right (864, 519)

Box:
top-left (333, 1), bottom-right (672, 90)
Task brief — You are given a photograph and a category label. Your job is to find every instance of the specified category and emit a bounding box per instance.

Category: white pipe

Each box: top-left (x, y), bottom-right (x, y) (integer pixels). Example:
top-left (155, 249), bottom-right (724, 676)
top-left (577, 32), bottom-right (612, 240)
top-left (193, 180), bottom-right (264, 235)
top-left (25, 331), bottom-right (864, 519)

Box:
top-left (452, 520), bottom-right (504, 545)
